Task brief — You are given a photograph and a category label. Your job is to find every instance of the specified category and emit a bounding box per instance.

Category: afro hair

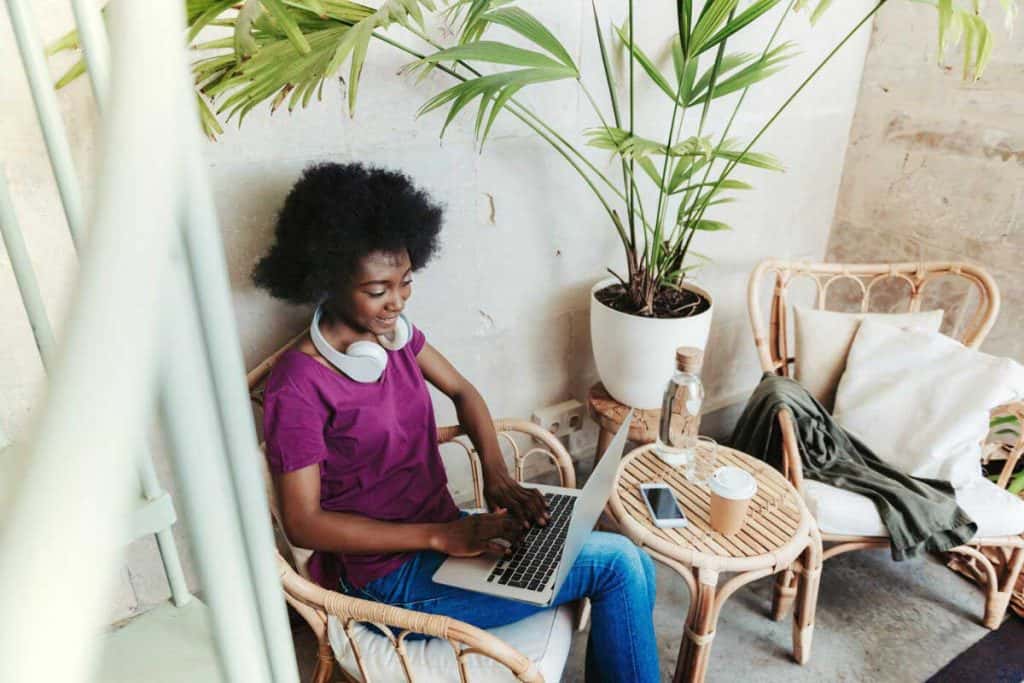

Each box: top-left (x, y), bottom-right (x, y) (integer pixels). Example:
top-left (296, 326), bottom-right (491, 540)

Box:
top-left (252, 162), bottom-right (443, 304)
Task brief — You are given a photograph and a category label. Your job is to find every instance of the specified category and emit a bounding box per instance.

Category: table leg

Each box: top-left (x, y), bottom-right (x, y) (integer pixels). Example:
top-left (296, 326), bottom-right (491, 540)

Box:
top-left (594, 426), bottom-right (613, 465)
top-left (771, 567), bottom-right (797, 621)
top-left (792, 527), bottom-right (823, 664)
top-left (673, 568), bottom-right (719, 683)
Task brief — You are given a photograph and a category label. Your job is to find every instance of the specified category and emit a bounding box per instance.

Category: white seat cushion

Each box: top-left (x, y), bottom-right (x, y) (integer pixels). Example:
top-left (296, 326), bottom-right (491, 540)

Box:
top-left (802, 477), bottom-right (1024, 539)
top-left (327, 604), bottom-right (575, 682)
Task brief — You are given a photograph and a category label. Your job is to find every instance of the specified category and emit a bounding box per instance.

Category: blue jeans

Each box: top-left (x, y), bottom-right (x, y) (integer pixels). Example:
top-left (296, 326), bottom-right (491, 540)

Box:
top-left (343, 531), bottom-right (659, 683)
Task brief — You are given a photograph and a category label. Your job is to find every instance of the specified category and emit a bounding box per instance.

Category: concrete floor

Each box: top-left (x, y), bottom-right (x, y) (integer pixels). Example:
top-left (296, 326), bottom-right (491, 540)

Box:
top-left (292, 546), bottom-right (995, 682)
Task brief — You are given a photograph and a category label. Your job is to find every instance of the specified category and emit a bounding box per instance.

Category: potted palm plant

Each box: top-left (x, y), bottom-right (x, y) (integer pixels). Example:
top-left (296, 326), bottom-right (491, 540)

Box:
top-left (52, 0), bottom-right (1014, 407)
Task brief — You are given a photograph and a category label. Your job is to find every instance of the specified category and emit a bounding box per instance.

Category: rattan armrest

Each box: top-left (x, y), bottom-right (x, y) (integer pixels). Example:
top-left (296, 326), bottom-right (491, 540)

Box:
top-left (437, 419), bottom-right (577, 508)
top-left (989, 401), bottom-right (1024, 489)
top-left (277, 554), bottom-right (543, 682)
top-left (776, 408), bottom-right (805, 494)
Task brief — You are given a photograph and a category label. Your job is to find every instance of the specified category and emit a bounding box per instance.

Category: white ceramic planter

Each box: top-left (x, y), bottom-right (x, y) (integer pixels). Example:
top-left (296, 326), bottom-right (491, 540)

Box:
top-left (590, 277), bottom-right (714, 409)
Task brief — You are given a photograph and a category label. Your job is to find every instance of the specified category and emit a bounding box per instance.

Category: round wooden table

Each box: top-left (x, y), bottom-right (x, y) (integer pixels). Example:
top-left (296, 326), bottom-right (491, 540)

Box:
top-left (607, 443), bottom-right (823, 683)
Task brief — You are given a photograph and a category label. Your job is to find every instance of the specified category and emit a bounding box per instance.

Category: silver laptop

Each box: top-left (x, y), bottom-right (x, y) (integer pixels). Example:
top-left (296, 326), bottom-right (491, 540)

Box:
top-left (432, 412), bottom-right (633, 606)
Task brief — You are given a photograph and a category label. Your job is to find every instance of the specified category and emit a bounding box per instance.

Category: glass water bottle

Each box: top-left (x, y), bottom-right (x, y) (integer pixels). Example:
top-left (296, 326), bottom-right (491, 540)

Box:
top-left (654, 347), bottom-right (705, 467)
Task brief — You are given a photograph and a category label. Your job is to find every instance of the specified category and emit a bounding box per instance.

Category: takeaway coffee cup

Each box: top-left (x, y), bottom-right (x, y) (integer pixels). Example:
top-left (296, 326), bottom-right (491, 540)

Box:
top-left (708, 466), bottom-right (757, 535)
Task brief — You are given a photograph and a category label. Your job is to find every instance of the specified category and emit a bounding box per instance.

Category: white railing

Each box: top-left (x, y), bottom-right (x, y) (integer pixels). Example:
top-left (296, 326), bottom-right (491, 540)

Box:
top-left (0, 2), bottom-right (299, 681)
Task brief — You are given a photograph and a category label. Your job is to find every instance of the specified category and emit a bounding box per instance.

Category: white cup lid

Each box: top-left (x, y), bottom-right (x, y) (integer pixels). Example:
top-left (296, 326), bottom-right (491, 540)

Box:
top-left (708, 466), bottom-right (757, 500)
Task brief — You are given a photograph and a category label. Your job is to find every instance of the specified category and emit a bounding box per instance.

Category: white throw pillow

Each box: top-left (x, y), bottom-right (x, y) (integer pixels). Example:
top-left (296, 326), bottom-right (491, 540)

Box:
top-left (833, 320), bottom-right (1024, 487)
top-left (793, 306), bottom-right (944, 411)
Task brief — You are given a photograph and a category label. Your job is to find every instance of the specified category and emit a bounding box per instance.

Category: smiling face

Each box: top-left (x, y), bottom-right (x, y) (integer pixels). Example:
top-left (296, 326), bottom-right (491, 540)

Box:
top-left (330, 249), bottom-right (413, 337)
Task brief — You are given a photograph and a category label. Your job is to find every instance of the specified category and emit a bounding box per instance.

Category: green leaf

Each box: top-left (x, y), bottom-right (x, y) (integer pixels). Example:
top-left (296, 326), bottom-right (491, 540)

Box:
top-left (46, 27), bottom-right (79, 56)
top-left (667, 157), bottom-right (708, 193)
top-left (689, 51), bottom-right (758, 100)
top-left (678, 0), bottom-right (693, 58)
top-left (991, 415), bottom-right (1020, 428)
top-left (717, 138), bottom-right (785, 170)
top-left (699, 0), bottom-right (786, 56)
top-left (687, 42), bottom-right (797, 106)
top-left (292, 0), bottom-right (327, 16)
top-left (585, 127), bottom-right (694, 160)
top-left (234, 0), bottom-right (262, 59)
top-left (1010, 473), bottom-right (1024, 495)
top-left (451, 0), bottom-right (515, 44)
top-left (417, 41), bottom-right (566, 70)
top-left (613, 23), bottom-right (676, 101)
top-left (187, 0), bottom-right (237, 42)
top-left (196, 91), bottom-right (225, 139)
top-left (477, 7), bottom-right (576, 69)
top-left (419, 67), bottom-right (576, 141)
top-left (54, 59), bottom-right (86, 90)
top-left (261, 0), bottom-right (312, 54)
top-left (810, 0), bottom-right (835, 25)
top-left (593, 2), bottom-right (622, 126)
top-left (689, 0), bottom-right (738, 56)
top-left (693, 219), bottom-right (732, 231)
top-left (673, 178), bottom-right (751, 194)
top-left (636, 156), bottom-right (665, 189)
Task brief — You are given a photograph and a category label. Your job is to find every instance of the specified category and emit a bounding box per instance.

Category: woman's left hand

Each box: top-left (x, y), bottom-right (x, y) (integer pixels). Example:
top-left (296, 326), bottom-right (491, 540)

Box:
top-left (484, 470), bottom-right (550, 528)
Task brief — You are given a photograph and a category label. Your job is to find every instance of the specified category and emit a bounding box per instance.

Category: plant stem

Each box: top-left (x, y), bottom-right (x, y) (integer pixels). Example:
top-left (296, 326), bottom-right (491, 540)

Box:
top-left (590, 0), bottom-right (636, 250)
top-left (628, 0), bottom-right (639, 272)
top-left (579, 81), bottom-right (651, 236)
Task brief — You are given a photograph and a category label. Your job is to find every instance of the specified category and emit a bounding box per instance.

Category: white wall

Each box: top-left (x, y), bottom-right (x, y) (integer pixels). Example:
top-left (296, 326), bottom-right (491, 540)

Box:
top-left (1, 0), bottom-right (873, 622)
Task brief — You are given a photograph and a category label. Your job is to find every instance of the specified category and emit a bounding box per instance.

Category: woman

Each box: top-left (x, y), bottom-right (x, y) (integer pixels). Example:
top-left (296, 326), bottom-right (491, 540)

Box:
top-left (255, 162), bottom-right (659, 682)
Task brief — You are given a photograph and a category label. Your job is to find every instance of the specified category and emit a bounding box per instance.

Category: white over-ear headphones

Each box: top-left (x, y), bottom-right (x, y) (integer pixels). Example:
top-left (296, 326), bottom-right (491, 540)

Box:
top-left (310, 304), bottom-right (412, 383)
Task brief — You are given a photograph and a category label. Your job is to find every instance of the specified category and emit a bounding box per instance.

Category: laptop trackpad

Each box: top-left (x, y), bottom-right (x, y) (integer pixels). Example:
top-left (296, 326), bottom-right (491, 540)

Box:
top-left (433, 553), bottom-right (497, 585)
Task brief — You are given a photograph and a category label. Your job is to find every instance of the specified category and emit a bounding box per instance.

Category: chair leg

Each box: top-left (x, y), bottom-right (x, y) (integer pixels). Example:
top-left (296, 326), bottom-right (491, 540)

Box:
top-left (792, 529), bottom-right (823, 665)
top-left (984, 547), bottom-right (1024, 630)
top-left (312, 635), bottom-right (336, 683)
top-left (771, 567), bottom-right (797, 621)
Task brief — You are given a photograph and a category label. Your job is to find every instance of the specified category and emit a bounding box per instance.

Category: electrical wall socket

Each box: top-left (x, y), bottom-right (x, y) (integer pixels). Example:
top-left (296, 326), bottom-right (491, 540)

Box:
top-left (531, 399), bottom-right (585, 438)
top-left (569, 420), bottom-right (599, 459)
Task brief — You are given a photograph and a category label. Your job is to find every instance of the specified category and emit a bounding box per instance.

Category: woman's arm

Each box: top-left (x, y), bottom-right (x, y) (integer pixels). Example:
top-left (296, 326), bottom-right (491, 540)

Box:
top-left (275, 464), bottom-right (525, 557)
top-left (417, 342), bottom-right (549, 526)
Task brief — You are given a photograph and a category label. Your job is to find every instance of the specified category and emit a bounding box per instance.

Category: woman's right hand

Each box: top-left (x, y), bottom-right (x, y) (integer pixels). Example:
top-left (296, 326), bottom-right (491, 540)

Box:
top-left (432, 509), bottom-right (526, 558)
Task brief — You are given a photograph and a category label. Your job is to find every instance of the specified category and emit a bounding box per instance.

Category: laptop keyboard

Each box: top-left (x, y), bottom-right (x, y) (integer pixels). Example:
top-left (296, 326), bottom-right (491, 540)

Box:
top-left (486, 492), bottom-right (576, 592)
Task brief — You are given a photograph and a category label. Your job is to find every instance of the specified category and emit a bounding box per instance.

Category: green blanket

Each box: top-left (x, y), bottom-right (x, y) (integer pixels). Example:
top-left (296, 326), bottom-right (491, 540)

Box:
top-left (730, 374), bottom-right (976, 560)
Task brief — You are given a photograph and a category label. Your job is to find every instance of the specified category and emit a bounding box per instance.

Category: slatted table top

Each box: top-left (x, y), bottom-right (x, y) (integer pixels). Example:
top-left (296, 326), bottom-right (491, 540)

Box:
top-left (610, 443), bottom-right (808, 564)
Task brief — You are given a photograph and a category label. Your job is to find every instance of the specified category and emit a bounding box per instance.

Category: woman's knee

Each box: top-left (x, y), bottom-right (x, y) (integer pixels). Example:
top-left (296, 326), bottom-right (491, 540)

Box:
top-left (586, 532), bottom-right (649, 590)
top-left (637, 545), bottom-right (657, 608)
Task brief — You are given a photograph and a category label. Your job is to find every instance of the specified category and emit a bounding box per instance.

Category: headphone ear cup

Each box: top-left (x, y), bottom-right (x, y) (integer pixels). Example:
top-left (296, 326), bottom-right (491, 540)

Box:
top-left (342, 341), bottom-right (388, 382)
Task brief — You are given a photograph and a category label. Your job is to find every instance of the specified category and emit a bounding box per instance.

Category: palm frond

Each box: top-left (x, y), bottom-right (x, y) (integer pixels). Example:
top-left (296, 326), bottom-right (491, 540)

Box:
top-left (698, 0), bottom-right (786, 55)
top-left (687, 42), bottom-right (798, 106)
top-left (418, 67), bottom-right (575, 145)
top-left (466, 7), bottom-right (576, 69)
top-left (613, 23), bottom-right (677, 102)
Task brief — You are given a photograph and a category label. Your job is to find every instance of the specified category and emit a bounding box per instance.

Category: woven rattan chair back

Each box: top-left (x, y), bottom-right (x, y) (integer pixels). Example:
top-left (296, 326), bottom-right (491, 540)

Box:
top-left (747, 260), bottom-right (1001, 378)
top-left (245, 331), bottom-right (574, 682)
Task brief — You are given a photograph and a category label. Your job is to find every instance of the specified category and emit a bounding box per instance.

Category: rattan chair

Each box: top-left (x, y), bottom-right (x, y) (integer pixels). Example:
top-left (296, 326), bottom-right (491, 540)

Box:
top-left (747, 260), bottom-right (1024, 630)
top-left (247, 335), bottom-right (585, 682)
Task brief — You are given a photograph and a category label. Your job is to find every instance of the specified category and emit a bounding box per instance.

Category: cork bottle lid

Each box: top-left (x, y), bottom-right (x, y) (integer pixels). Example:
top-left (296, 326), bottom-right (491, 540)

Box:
top-left (675, 346), bottom-right (703, 373)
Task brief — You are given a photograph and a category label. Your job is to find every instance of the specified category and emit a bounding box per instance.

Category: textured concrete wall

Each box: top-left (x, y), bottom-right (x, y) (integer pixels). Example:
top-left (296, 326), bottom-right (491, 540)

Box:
top-left (2, 1), bottom-right (873, 622)
top-left (828, 2), bottom-right (1023, 357)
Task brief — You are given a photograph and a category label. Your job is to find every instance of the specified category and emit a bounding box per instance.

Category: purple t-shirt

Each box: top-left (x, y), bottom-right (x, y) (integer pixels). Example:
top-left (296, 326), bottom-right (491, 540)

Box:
top-left (263, 325), bottom-right (459, 589)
